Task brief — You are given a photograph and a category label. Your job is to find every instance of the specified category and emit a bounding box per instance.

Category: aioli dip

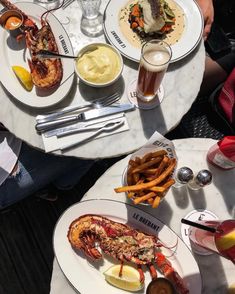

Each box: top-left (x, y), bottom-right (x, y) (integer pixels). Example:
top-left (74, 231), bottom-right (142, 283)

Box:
top-left (5, 16), bottom-right (22, 30)
top-left (76, 45), bottom-right (121, 84)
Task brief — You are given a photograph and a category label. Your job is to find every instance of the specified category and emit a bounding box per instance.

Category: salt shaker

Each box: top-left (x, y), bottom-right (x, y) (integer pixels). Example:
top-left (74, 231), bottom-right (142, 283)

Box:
top-left (187, 169), bottom-right (212, 190)
top-left (173, 167), bottom-right (194, 188)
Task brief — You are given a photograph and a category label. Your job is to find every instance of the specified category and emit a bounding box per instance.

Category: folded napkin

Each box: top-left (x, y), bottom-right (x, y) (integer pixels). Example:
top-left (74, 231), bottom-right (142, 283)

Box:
top-left (42, 113), bottom-right (129, 153)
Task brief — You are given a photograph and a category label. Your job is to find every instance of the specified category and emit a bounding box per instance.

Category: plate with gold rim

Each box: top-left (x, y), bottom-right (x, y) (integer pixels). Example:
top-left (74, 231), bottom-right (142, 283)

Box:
top-left (0, 2), bottom-right (74, 108)
top-left (103, 0), bottom-right (203, 63)
top-left (53, 199), bottom-right (202, 294)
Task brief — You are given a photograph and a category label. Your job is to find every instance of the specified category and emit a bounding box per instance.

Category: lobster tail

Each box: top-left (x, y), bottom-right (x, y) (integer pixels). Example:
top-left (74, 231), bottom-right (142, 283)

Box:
top-left (155, 252), bottom-right (189, 294)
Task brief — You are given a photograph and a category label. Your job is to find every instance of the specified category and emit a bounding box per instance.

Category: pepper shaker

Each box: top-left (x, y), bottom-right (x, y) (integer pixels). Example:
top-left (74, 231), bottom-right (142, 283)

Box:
top-left (173, 167), bottom-right (194, 188)
top-left (187, 169), bottom-right (212, 190)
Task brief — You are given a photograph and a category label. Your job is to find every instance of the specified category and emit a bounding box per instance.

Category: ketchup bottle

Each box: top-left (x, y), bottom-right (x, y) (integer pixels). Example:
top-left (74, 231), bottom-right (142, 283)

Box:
top-left (207, 136), bottom-right (235, 170)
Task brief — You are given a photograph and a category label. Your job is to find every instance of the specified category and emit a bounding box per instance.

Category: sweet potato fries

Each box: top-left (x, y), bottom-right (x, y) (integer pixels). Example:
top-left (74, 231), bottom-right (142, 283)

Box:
top-left (114, 150), bottom-right (176, 208)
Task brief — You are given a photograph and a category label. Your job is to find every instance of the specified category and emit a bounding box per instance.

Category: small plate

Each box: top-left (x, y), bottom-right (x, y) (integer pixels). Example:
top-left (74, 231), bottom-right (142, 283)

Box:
top-left (181, 209), bottom-right (219, 255)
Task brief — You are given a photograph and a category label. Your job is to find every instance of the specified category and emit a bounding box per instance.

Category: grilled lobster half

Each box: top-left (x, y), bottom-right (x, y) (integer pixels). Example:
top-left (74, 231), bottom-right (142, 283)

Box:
top-left (67, 214), bottom-right (189, 294)
top-left (0, 0), bottom-right (63, 90)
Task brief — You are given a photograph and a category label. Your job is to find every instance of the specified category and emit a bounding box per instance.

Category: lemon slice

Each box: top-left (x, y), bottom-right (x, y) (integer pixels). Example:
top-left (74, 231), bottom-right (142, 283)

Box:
top-left (12, 66), bottom-right (33, 91)
top-left (103, 265), bottom-right (144, 292)
top-left (215, 230), bottom-right (235, 251)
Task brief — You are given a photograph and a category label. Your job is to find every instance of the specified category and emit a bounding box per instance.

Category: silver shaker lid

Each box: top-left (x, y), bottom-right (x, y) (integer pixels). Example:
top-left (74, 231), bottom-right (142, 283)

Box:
top-left (176, 167), bottom-right (194, 184)
top-left (195, 169), bottom-right (213, 187)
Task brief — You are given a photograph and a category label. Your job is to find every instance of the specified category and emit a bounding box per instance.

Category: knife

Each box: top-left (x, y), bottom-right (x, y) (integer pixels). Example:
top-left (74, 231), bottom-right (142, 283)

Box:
top-left (43, 114), bottom-right (125, 138)
top-left (35, 103), bottom-right (135, 133)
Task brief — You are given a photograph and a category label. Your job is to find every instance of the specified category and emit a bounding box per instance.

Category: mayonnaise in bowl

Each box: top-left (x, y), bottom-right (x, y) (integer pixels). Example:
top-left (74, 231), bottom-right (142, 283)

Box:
top-left (75, 43), bottom-right (123, 87)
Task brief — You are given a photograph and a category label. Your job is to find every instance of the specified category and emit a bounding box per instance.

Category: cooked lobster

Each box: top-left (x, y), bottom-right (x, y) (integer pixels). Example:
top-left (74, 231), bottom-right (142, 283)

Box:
top-left (0, 0), bottom-right (63, 90)
top-left (67, 214), bottom-right (189, 294)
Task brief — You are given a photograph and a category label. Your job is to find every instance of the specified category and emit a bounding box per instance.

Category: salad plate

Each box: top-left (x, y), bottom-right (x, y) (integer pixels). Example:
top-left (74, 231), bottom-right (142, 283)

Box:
top-left (0, 2), bottom-right (74, 108)
top-left (53, 199), bottom-right (202, 294)
top-left (103, 0), bottom-right (203, 63)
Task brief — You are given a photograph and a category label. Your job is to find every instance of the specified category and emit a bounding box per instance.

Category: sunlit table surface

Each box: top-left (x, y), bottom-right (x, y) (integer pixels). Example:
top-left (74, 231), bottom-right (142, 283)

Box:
top-left (50, 138), bottom-right (235, 293)
top-left (0, 0), bottom-right (205, 159)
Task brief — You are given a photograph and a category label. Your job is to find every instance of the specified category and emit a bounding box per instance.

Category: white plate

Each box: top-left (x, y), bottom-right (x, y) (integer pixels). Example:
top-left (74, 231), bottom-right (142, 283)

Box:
top-left (0, 2), bottom-right (74, 108)
top-left (53, 199), bottom-right (202, 294)
top-left (103, 0), bottom-right (203, 63)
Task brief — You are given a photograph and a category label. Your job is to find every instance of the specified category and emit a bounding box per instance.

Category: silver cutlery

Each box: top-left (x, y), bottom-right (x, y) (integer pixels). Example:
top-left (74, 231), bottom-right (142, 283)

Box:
top-left (55, 120), bottom-right (125, 151)
top-left (43, 114), bottom-right (125, 138)
top-left (36, 92), bottom-right (121, 124)
top-left (36, 50), bottom-right (77, 59)
top-left (62, 0), bottom-right (75, 9)
top-left (57, 118), bottom-right (124, 138)
top-left (36, 103), bottom-right (135, 133)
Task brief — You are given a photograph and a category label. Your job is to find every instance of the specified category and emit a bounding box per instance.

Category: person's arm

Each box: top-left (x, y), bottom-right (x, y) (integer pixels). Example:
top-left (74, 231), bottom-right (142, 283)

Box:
top-left (196, 0), bottom-right (214, 40)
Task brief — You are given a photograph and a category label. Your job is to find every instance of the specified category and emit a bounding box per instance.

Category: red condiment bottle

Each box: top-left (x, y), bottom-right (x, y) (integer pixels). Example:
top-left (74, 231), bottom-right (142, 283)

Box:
top-left (207, 136), bottom-right (235, 169)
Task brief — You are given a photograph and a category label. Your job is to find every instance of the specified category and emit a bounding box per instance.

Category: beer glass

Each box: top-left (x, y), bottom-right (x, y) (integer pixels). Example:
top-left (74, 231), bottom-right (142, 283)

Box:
top-left (136, 39), bottom-right (172, 102)
top-left (189, 219), bottom-right (235, 263)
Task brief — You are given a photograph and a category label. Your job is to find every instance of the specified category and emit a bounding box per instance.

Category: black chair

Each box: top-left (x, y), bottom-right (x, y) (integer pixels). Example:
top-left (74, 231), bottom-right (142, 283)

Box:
top-left (166, 93), bottom-right (233, 140)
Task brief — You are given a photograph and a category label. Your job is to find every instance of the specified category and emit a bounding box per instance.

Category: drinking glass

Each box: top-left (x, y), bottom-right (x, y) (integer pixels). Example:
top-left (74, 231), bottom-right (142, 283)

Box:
top-left (189, 219), bottom-right (235, 263)
top-left (79, 0), bottom-right (103, 37)
top-left (136, 39), bottom-right (172, 102)
top-left (33, 0), bottom-right (62, 9)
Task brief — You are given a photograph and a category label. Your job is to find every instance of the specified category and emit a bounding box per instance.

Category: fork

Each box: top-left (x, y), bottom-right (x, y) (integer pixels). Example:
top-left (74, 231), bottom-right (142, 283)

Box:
top-left (56, 120), bottom-right (124, 151)
top-left (36, 92), bottom-right (121, 123)
top-left (61, 0), bottom-right (75, 10)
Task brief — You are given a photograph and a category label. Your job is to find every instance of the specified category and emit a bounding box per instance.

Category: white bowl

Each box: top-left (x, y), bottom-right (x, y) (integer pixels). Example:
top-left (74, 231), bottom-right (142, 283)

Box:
top-left (74, 42), bottom-right (123, 88)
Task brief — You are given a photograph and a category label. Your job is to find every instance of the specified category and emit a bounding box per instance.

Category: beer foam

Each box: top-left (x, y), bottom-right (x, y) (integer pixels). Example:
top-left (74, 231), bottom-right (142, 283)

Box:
top-left (141, 50), bottom-right (170, 72)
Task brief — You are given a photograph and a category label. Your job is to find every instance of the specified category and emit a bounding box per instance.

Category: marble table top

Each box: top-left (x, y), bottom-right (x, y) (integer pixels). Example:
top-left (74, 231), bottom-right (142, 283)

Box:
top-left (0, 0), bottom-right (205, 159)
top-left (50, 138), bottom-right (235, 293)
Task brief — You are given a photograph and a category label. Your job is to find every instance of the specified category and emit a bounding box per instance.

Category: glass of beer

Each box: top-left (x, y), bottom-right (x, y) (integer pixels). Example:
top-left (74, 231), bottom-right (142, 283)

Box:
top-left (136, 39), bottom-right (172, 102)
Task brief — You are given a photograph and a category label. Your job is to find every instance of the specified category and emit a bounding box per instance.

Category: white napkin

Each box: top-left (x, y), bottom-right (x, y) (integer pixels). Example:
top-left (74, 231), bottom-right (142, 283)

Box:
top-left (42, 113), bottom-right (129, 153)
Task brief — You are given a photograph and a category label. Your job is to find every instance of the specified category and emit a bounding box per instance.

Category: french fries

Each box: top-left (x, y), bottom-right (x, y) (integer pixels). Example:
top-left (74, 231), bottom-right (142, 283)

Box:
top-left (114, 150), bottom-right (176, 208)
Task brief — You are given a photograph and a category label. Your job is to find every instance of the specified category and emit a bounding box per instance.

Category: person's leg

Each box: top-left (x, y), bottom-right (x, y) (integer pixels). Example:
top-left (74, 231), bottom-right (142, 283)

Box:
top-left (0, 142), bottom-right (94, 208)
top-left (200, 51), bottom-right (235, 96)
top-left (199, 55), bottom-right (228, 96)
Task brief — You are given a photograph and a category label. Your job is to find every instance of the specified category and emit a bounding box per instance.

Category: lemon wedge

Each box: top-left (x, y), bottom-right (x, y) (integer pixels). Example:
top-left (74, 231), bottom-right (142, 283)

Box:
top-left (103, 265), bottom-right (144, 292)
top-left (215, 230), bottom-right (235, 251)
top-left (12, 66), bottom-right (33, 91)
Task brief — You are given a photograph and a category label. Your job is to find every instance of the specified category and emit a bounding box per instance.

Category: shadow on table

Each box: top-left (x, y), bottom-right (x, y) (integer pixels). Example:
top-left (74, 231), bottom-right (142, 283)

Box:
top-left (78, 76), bottom-right (125, 102)
top-left (171, 185), bottom-right (207, 211)
top-left (192, 251), bottom-right (229, 293)
top-left (138, 106), bottom-right (167, 138)
top-left (206, 163), bottom-right (235, 218)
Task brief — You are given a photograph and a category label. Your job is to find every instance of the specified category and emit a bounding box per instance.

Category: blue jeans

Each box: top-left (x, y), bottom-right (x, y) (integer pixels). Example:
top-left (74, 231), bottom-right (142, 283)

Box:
top-left (0, 142), bottom-right (94, 208)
